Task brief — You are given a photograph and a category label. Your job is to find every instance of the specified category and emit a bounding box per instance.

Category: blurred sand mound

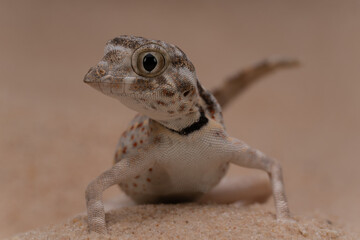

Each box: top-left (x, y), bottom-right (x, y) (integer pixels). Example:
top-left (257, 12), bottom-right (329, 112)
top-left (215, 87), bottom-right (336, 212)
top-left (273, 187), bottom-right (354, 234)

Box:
top-left (11, 204), bottom-right (356, 240)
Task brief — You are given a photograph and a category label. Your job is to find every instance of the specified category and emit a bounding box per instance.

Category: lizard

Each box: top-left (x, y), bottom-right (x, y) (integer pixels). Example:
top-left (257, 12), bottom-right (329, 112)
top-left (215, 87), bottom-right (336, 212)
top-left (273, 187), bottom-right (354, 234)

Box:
top-left (83, 35), bottom-right (298, 234)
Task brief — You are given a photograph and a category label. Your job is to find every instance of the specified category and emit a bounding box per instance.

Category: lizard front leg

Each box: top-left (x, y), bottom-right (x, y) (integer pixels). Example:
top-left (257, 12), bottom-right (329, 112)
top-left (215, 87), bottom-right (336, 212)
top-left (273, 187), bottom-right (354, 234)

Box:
top-left (85, 154), bottom-right (154, 234)
top-left (226, 137), bottom-right (291, 220)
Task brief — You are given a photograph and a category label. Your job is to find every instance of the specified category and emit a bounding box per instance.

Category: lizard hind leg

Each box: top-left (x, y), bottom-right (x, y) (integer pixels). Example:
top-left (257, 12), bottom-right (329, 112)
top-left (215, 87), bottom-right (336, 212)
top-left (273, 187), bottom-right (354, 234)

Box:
top-left (197, 175), bottom-right (272, 205)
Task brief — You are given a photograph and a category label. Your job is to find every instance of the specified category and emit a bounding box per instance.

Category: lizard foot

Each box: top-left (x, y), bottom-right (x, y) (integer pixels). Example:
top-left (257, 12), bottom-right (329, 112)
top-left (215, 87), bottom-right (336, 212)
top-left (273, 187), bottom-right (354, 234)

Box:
top-left (88, 217), bottom-right (107, 234)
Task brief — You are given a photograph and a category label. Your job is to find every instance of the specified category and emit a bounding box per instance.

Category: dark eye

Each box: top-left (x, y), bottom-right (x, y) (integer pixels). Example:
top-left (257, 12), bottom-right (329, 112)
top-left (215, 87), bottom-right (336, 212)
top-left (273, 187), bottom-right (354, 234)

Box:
top-left (143, 53), bottom-right (157, 72)
top-left (132, 44), bottom-right (169, 77)
top-left (136, 51), bottom-right (166, 77)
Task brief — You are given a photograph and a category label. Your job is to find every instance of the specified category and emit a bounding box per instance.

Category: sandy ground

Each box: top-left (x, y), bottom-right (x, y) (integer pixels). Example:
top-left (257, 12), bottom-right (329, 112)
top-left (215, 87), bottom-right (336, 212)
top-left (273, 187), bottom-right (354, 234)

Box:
top-left (9, 203), bottom-right (357, 240)
top-left (1, 0), bottom-right (360, 239)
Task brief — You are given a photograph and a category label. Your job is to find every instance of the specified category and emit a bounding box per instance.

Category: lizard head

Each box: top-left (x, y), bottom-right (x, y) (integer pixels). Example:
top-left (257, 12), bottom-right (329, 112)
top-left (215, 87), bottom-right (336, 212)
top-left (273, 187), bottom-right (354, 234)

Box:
top-left (84, 35), bottom-right (200, 122)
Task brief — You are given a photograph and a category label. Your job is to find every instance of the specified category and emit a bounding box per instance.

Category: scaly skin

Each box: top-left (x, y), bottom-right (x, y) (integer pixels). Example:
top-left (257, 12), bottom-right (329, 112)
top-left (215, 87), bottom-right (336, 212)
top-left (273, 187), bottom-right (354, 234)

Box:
top-left (83, 35), bottom-right (298, 234)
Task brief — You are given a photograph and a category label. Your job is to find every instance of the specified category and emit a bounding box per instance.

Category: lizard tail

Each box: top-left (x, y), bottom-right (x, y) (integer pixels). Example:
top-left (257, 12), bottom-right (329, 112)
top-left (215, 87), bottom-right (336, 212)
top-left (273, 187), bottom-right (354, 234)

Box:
top-left (212, 57), bottom-right (299, 109)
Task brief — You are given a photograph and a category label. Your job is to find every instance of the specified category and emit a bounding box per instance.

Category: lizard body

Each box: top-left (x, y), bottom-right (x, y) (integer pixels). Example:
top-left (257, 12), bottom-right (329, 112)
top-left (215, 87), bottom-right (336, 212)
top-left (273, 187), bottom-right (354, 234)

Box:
top-left (83, 35), bottom-right (297, 234)
top-left (115, 114), bottom-right (229, 204)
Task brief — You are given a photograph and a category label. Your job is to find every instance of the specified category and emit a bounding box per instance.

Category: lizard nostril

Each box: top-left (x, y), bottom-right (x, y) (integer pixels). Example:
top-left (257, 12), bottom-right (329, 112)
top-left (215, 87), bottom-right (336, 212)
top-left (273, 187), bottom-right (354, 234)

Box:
top-left (96, 68), bottom-right (106, 77)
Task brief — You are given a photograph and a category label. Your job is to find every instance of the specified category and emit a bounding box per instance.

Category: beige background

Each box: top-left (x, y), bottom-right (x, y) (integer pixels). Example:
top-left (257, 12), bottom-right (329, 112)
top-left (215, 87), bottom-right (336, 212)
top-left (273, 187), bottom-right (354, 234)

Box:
top-left (1, 0), bottom-right (359, 238)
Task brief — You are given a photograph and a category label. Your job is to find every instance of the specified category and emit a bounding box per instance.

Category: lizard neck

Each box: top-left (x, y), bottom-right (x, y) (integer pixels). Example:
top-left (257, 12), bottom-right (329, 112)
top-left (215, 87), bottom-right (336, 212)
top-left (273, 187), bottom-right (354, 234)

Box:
top-left (156, 108), bottom-right (208, 135)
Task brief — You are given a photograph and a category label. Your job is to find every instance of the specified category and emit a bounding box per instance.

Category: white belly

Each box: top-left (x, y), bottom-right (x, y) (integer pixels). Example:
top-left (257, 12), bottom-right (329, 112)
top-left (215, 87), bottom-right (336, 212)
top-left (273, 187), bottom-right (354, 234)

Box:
top-left (120, 119), bottom-right (230, 203)
top-left (156, 138), bottom-right (228, 194)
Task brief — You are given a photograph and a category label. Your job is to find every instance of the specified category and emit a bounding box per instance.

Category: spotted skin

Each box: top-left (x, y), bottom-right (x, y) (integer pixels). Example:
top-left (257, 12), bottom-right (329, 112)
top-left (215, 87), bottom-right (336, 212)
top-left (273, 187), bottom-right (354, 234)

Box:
top-left (114, 114), bottom-right (150, 163)
top-left (114, 114), bottom-right (152, 198)
top-left (84, 35), bottom-right (298, 234)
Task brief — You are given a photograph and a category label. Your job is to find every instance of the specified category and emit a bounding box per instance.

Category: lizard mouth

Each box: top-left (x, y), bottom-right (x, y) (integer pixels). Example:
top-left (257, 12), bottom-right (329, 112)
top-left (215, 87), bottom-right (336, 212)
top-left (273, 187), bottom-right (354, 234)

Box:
top-left (83, 73), bottom-right (136, 84)
top-left (84, 74), bottom-right (139, 97)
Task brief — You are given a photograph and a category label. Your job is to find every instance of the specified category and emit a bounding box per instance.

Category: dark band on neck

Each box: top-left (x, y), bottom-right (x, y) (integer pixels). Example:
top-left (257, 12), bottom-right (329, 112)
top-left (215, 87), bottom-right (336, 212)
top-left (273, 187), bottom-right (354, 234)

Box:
top-left (169, 109), bottom-right (209, 136)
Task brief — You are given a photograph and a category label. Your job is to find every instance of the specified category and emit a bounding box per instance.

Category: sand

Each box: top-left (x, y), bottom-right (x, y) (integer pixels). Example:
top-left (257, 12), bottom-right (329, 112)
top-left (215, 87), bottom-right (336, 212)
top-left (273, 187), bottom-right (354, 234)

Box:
top-left (10, 203), bottom-right (357, 240)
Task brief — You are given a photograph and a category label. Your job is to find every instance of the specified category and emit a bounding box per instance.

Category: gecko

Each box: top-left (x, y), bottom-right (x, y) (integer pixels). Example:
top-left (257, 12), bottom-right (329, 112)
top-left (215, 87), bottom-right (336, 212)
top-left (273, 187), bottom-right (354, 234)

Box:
top-left (83, 35), bottom-right (298, 234)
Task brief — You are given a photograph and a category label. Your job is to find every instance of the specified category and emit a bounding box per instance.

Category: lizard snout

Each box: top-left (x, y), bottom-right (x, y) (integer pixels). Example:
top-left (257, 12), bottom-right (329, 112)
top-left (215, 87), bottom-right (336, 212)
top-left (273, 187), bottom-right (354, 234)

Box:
top-left (83, 64), bottom-right (109, 84)
top-left (83, 67), bottom-right (94, 83)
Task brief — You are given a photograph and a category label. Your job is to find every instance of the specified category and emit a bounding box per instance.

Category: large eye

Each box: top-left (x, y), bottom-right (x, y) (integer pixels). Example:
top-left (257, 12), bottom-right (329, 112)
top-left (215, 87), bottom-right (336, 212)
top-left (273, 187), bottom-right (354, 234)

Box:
top-left (132, 44), bottom-right (169, 77)
top-left (143, 53), bottom-right (157, 72)
top-left (138, 51), bottom-right (165, 74)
